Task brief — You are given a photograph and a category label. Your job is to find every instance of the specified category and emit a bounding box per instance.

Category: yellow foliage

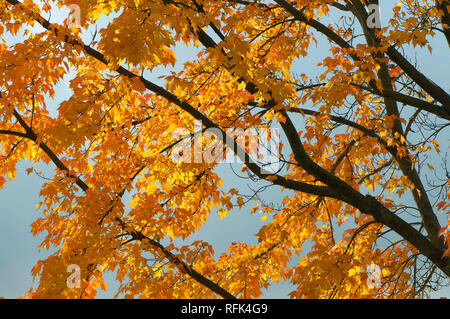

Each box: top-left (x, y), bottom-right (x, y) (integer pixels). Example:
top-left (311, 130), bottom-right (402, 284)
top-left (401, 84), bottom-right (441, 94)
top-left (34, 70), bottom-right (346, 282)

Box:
top-left (0, 0), bottom-right (447, 300)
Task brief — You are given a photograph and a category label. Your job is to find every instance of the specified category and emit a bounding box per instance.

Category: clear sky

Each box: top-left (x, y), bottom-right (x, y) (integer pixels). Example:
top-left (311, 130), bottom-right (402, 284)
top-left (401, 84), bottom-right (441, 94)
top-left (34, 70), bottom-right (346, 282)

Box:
top-left (0, 0), bottom-right (449, 299)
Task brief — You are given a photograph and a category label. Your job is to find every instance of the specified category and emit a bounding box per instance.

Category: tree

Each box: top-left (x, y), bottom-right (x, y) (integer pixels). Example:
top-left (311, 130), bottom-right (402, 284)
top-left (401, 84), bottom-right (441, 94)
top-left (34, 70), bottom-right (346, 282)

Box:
top-left (0, 0), bottom-right (449, 299)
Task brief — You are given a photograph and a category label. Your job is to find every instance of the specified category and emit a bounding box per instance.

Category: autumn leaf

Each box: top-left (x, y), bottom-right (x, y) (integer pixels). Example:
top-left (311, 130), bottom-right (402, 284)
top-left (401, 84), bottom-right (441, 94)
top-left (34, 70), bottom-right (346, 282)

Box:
top-left (237, 197), bottom-right (244, 208)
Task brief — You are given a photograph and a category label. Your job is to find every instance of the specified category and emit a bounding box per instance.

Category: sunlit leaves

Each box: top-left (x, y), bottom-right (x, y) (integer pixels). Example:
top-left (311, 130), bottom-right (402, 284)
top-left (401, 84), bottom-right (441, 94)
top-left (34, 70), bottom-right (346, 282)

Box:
top-left (0, 0), bottom-right (448, 300)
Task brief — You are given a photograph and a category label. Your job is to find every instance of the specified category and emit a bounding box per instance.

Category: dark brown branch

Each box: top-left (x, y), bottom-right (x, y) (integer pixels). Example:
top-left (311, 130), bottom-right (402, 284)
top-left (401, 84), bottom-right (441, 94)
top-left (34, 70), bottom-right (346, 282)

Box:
top-left (278, 110), bottom-right (450, 276)
top-left (12, 109), bottom-right (90, 192)
top-left (274, 0), bottom-right (450, 117)
top-left (352, 83), bottom-right (450, 121)
top-left (0, 129), bottom-right (29, 139)
top-left (115, 217), bottom-right (237, 299)
top-left (348, 0), bottom-right (444, 248)
top-left (181, 0), bottom-right (450, 276)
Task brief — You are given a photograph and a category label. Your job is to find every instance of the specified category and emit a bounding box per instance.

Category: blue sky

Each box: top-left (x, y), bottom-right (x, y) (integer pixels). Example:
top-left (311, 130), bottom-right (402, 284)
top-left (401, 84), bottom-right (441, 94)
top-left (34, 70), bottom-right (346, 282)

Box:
top-left (0, 0), bottom-right (449, 298)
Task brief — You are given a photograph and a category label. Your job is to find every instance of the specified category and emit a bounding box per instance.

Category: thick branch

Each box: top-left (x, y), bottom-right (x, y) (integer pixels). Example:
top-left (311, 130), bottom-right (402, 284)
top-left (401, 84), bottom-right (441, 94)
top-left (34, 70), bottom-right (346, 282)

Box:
top-left (274, 0), bottom-right (447, 266)
top-left (274, 0), bottom-right (450, 117)
top-left (0, 129), bottom-right (29, 139)
top-left (12, 109), bottom-right (90, 192)
top-left (278, 110), bottom-right (450, 276)
top-left (186, 0), bottom-right (450, 273)
top-left (348, 0), bottom-right (443, 246)
top-left (352, 83), bottom-right (450, 121)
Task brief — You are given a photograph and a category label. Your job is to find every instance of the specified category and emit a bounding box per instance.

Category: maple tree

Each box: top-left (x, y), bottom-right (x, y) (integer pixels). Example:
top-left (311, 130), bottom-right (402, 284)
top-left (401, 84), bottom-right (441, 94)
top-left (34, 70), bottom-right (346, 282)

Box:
top-left (0, 0), bottom-right (449, 299)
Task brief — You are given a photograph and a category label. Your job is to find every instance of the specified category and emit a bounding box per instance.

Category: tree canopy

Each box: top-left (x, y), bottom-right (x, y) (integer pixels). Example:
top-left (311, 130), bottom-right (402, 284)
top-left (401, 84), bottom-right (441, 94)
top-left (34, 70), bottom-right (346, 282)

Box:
top-left (0, 0), bottom-right (449, 298)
